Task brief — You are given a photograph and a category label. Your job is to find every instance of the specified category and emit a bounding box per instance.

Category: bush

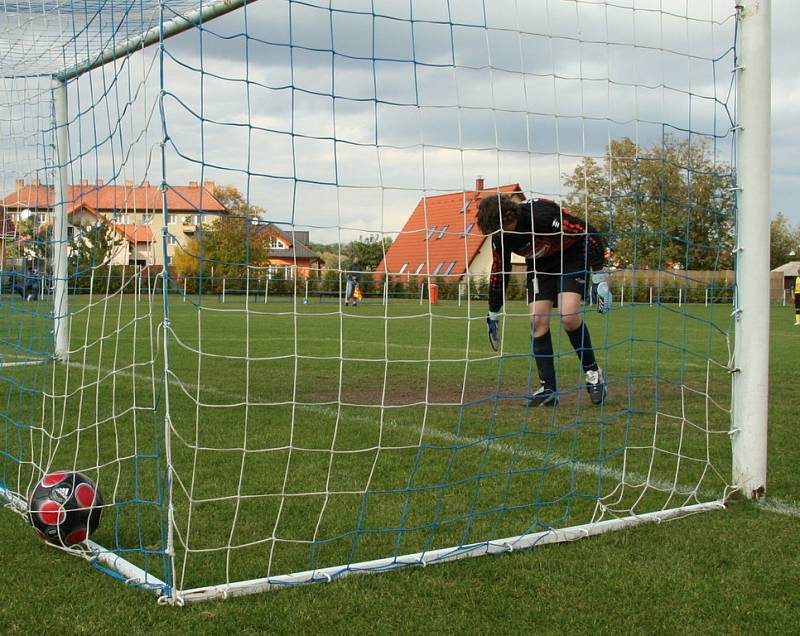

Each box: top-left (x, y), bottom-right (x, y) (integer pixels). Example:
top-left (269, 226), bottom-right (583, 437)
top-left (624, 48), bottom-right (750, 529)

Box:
top-left (69, 265), bottom-right (137, 295)
top-left (320, 269), bottom-right (340, 293)
top-left (631, 284), bottom-right (650, 303)
top-left (268, 276), bottom-right (289, 296)
top-left (471, 276), bottom-right (489, 299)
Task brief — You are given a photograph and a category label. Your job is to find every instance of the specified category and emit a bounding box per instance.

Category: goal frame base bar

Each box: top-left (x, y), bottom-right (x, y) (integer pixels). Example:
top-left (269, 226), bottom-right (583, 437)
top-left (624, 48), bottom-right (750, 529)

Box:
top-left (173, 500), bottom-right (725, 604)
top-left (0, 483), bottom-right (167, 595)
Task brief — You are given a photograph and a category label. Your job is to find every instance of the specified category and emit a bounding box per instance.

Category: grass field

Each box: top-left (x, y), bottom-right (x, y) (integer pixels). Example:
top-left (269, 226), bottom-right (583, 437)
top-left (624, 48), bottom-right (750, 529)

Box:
top-left (1, 289), bottom-right (798, 633)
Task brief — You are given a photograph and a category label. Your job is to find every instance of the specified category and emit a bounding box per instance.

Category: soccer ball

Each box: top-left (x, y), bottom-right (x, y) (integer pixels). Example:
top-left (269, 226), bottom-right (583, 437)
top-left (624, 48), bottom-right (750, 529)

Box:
top-left (27, 471), bottom-right (103, 546)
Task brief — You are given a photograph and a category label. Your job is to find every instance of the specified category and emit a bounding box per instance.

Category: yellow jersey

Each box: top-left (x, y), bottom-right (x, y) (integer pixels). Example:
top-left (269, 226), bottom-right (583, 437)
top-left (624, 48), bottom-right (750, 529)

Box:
top-left (796, 276), bottom-right (800, 295)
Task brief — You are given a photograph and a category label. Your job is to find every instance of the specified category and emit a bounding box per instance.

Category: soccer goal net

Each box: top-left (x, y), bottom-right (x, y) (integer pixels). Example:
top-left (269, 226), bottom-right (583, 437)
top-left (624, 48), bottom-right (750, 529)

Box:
top-left (0, 0), bottom-right (769, 604)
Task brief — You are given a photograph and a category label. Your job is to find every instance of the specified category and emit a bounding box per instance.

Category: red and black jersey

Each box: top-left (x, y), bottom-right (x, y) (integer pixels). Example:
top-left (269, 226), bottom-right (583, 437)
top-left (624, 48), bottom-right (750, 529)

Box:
top-left (488, 198), bottom-right (605, 312)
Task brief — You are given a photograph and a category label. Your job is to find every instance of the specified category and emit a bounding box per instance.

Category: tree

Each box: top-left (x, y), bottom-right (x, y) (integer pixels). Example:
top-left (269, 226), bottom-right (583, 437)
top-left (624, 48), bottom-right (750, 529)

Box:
top-left (9, 217), bottom-right (36, 262)
top-left (563, 137), bottom-right (735, 270)
top-left (770, 212), bottom-right (800, 270)
top-left (211, 184), bottom-right (246, 212)
top-left (212, 184), bottom-right (264, 218)
top-left (172, 236), bottom-right (201, 278)
top-left (200, 185), bottom-right (270, 286)
top-left (202, 215), bottom-right (269, 282)
top-left (347, 234), bottom-right (393, 271)
top-left (71, 219), bottom-right (124, 268)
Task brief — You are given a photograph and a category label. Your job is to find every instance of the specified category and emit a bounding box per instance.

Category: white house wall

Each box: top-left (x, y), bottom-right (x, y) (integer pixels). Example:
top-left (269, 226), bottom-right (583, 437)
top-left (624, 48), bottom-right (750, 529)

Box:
top-left (465, 237), bottom-right (527, 281)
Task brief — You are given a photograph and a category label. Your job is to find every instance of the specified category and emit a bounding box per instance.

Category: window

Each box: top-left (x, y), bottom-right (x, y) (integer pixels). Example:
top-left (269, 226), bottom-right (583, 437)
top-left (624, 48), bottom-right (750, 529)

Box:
top-left (425, 226), bottom-right (437, 240)
top-left (436, 225), bottom-right (449, 240)
top-left (166, 214), bottom-right (174, 225)
top-left (267, 264), bottom-right (288, 279)
top-left (167, 234), bottom-right (178, 246)
top-left (398, 262), bottom-right (409, 274)
top-left (268, 236), bottom-right (286, 249)
top-left (432, 261), bottom-right (444, 275)
top-left (463, 223), bottom-right (474, 235)
top-left (444, 261), bottom-right (456, 275)
top-left (415, 263), bottom-right (425, 274)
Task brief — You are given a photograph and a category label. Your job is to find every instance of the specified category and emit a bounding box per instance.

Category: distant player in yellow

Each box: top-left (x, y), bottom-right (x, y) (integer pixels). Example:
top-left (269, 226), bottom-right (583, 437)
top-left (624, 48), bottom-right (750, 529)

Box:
top-left (795, 272), bottom-right (800, 326)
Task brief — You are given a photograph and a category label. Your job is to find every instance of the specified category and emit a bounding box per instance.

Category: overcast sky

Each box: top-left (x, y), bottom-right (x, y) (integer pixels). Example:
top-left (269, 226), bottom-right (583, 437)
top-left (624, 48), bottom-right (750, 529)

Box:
top-left (2, 0), bottom-right (797, 241)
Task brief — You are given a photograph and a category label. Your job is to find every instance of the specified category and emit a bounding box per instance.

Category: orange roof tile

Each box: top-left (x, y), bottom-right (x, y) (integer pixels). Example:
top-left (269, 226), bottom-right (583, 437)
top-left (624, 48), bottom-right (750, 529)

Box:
top-left (114, 224), bottom-right (154, 243)
top-left (376, 182), bottom-right (523, 278)
top-left (1, 181), bottom-right (226, 214)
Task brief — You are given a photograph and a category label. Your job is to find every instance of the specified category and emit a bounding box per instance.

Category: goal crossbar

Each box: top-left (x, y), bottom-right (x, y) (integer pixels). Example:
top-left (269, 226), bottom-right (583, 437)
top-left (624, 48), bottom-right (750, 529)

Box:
top-left (54, 0), bottom-right (260, 82)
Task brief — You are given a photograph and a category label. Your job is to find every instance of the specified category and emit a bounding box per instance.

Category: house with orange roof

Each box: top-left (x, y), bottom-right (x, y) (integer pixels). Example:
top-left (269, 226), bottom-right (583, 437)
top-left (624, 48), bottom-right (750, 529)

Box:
top-left (67, 203), bottom-right (155, 266)
top-left (375, 179), bottom-right (526, 282)
top-left (1, 178), bottom-right (226, 266)
top-left (253, 223), bottom-right (323, 279)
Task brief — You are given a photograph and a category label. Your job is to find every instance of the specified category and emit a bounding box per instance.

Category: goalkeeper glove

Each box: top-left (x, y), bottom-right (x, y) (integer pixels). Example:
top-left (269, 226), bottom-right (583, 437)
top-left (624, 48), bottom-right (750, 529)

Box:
top-left (592, 273), bottom-right (612, 314)
top-left (487, 311), bottom-right (501, 351)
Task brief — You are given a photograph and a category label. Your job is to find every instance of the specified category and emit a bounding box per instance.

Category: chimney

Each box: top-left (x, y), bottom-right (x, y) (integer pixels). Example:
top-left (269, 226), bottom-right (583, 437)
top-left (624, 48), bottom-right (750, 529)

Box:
top-left (125, 179), bottom-right (133, 187)
top-left (143, 180), bottom-right (150, 187)
top-left (189, 181), bottom-right (198, 188)
top-left (475, 177), bottom-right (485, 192)
top-left (81, 179), bottom-right (89, 186)
top-left (96, 179), bottom-right (104, 186)
top-left (203, 180), bottom-right (215, 192)
top-left (32, 178), bottom-right (39, 187)
top-left (15, 179), bottom-right (23, 189)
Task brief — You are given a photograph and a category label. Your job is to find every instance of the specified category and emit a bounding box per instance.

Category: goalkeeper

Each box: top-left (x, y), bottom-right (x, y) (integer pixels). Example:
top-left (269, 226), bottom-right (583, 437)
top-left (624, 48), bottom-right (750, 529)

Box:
top-left (477, 194), bottom-right (611, 407)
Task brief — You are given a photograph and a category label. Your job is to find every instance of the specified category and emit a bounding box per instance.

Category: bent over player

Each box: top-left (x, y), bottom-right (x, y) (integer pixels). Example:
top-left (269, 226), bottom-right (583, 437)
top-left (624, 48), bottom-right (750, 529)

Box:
top-left (476, 194), bottom-right (611, 407)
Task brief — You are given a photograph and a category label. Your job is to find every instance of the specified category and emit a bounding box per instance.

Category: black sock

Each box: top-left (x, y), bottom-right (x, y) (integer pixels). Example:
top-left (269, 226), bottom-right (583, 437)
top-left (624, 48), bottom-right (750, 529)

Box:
top-left (566, 322), bottom-right (598, 372)
top-left (533, 330), bottom-right (557, 389)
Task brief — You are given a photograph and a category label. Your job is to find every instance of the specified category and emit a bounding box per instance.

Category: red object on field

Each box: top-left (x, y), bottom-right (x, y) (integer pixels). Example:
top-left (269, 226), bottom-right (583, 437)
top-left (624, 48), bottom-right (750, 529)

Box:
top-left (429, 283), bottom-right (439, 305)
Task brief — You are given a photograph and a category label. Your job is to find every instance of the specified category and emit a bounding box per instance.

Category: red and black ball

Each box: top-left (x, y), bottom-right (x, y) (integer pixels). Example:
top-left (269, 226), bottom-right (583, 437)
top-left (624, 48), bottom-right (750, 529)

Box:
top-left (28, 471), bottom-right (103, 546)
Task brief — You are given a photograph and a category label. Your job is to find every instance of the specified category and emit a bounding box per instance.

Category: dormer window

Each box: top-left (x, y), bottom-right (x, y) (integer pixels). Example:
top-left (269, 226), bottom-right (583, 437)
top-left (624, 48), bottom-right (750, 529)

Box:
top-left (436, 225), bottom-right (449, 239)
top-left (268, 236), bottom-right (287, 249)
top-left (425, 226), bottom-right (437, 240)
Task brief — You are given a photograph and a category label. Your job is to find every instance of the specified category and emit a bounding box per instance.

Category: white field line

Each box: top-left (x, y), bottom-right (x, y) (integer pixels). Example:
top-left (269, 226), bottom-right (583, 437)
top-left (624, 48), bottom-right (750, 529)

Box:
top-left (0, 360), bottom-right (44, 368)
top-left (0, 352), bottom-right (48, 366)
top-left (755, 498), bottom-right (800, 518)
top-left (58, 359), bottom-right (799, 519)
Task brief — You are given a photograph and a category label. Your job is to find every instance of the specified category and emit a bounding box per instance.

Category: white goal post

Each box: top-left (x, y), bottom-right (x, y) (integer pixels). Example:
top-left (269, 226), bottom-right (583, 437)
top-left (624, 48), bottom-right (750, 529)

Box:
top-left (730, 0), bottom-right (770, 498)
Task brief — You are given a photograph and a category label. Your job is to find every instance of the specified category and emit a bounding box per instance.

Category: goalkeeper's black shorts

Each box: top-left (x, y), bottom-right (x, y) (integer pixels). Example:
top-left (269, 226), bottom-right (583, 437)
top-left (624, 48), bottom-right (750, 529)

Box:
top-left (525, 247), bottom-right (590, 307)
top-left (795, 292), bottom-right (800, 311)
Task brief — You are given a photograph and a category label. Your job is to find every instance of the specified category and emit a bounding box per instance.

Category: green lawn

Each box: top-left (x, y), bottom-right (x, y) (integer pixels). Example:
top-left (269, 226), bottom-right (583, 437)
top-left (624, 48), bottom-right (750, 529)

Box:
top-left (1, 290), bottom-right (797, 633)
